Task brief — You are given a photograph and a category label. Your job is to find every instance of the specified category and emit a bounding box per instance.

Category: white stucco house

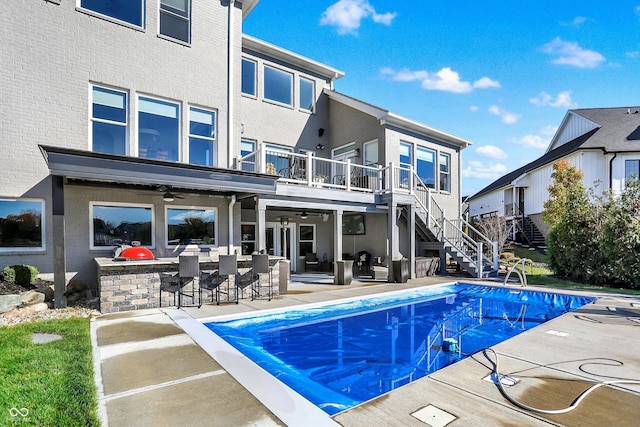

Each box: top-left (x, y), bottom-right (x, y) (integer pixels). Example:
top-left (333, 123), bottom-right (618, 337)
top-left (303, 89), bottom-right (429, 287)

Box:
top-left (468, 106), bottom-right (640, 246)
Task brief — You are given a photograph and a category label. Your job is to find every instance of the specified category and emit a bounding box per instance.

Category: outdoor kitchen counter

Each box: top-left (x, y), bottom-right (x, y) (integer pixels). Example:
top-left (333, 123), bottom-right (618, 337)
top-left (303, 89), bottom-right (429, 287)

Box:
top-left (95, 256), bottom-right (283, 313)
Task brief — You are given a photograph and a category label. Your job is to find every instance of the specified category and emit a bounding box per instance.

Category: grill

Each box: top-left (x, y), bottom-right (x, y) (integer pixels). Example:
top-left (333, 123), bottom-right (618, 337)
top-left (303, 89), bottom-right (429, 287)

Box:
top-left (114, 246), bottom-right (155, 261)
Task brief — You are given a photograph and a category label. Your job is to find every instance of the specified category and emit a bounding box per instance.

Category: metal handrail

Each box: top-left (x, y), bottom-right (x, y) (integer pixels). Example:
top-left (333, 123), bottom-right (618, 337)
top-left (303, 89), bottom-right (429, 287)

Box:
top-left (503, 258), bottom-right (529, 287)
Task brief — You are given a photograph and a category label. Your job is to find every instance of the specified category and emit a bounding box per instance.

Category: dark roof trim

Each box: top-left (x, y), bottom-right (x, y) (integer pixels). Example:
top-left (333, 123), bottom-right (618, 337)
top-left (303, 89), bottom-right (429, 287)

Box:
top-left (39, 145), bottom-right (278, 195)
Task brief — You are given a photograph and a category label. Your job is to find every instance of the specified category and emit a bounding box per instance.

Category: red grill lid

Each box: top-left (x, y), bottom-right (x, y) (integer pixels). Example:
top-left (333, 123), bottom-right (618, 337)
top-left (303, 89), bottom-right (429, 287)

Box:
top-left (115, 247), bottom-right (154, 261)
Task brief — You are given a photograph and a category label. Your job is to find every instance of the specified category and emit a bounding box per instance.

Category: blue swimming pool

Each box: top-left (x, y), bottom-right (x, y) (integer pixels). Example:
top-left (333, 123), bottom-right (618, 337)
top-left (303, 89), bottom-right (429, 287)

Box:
top-left (204, 283), bottom-right (596, 415)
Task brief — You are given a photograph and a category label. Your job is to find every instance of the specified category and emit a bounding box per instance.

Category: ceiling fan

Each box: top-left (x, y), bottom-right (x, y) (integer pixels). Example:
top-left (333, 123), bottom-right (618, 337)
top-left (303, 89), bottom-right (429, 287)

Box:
top-left (138, 185), bottom-right (184, 202)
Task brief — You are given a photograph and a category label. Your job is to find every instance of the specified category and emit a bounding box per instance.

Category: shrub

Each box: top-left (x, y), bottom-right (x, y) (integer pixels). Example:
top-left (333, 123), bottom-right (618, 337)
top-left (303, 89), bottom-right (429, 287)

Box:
top-left (3, 264), bottom-right (39, 285)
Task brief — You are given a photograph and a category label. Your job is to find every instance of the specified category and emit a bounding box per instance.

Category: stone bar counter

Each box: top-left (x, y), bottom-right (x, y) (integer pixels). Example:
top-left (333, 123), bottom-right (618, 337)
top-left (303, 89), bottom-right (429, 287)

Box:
top-left (95, 256), bottom-right (284, 313)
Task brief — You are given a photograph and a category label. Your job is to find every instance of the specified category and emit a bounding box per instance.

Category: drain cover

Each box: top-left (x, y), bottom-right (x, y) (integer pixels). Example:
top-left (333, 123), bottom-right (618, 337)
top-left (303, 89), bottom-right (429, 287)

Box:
top-left (411, 405), bottom-right (456, 427)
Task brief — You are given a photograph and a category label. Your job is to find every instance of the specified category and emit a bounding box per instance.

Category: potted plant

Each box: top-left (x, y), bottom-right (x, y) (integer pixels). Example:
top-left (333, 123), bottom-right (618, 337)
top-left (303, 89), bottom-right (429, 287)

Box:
top-left (313, 173), bottom-right (327, 183)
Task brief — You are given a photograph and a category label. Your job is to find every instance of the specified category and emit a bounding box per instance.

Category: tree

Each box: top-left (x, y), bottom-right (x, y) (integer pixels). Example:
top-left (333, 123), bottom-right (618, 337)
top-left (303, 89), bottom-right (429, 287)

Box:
top-left (473, 215), bottom-right (510, 256)
top-left (542, 160), bottom-right (586, 228)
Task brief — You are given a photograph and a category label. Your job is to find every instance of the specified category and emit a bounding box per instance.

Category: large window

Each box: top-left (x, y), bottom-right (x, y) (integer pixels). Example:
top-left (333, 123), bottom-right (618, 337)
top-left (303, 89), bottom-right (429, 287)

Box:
top-left (189, 107), bottom-right (216, 166)
top-left (80, 0), bottom-right (143, 27)
top-left (138, 96), bottom-right (180, 161)
top-left (439, 153), bottom-right (451, 192)
top-left (363, 140), bottom-right (378, 166)
top-left (241, 58), bottom-right (257, 96)
top-left (159, 0), bottom-right (190, 43)
top-left (299, 77), bottom-right (315, 112)
top-left (166, 207), bottom-right (216, 246)
top-left (241, 223), bottom-right (256, 255)
top-left (92, 203), bottom-right (153, 248)
top-left (416, 146), bottom-right (436, 188)
top-left (264, 65), bottom-right (293, 106)
top-left (298, 224), bottom-right (315, 256)
top-left (399, 142), bottom-right (412, 187)
top-left (0, 199), bottom-right (44, 251)
top-left (625, 160), bottom-right (640, 180)
top-left (240, 139), bottom-right (256, 172)
top-left (91, 85), bottom-right (127, 155)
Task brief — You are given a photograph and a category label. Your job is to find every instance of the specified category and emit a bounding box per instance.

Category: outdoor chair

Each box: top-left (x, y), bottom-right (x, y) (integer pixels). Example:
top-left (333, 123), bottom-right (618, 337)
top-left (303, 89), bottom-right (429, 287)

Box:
top-left (216, 254), bottom-right (239, 304)
top-left (236, 269), bottom-right (259, 299)
top-left (178, 255), bottom-right (201, 308)
top-left (251, 254), bottom-right (273, 301)
top-left (355, 250), bottom-right (372, 277)
top-left (305, 252), bottom-right (319, 272)
top-left (159, 272), bottom-right (180, 307)
top-left (200, 270), bottom-right (226, 303)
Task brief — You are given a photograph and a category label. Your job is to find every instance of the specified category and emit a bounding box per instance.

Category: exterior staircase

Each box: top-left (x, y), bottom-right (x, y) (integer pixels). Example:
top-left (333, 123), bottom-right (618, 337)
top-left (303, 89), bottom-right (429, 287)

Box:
top-left (411, 174), bottom-right (499, 278)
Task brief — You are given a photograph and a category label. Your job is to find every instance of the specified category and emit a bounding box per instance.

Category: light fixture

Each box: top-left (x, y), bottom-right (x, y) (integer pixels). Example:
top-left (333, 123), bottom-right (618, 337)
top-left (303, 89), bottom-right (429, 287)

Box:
top-left (318, 128), bottom-right (324, 137)
top-left (300, 211), bottom-right (308, 219)
top-left (280, 217), bottom-right (289, 227)
top-left (316, 143), bottom-right (324, 150)
top-left (354, 148), bottom-right (361, 157)
top-left (163, 192), bottom-right (175, 202)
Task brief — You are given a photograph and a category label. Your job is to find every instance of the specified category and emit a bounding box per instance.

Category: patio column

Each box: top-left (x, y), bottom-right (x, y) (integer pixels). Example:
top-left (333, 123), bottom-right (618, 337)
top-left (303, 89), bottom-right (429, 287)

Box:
top-left (256, 201), bottom-right (266, 253)
top-left (387, 200), bottom-right (400, 282)
top-left (408, 203), bottom-right (416, 279)
top-left (52, 176), bottom-right (67, 308)
top-left (333, 209), bottom-right (343, 261)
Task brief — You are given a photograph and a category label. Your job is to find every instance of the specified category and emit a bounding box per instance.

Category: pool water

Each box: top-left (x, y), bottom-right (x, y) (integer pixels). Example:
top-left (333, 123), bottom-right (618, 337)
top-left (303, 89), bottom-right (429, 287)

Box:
top-left (204, 283), bottom-right (596, 415)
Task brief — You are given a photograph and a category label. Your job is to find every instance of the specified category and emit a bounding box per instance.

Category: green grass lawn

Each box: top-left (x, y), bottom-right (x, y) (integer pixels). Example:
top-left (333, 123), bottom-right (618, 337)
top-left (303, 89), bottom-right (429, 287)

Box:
top-left (0, 318), bottom-right (99, 426)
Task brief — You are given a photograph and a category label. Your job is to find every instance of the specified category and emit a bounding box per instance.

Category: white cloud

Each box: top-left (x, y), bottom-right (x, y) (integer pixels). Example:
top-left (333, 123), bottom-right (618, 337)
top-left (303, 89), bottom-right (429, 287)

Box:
top-left (627, 50), bottom-right (640, 59)
top-left (530, 90), bottom-right (577, 108)
top-left (488, 105), bottom-right (521, 124)
top-left (320, 0), bottom-right (397, 35)
top-left (469, 105), bottom-right (479, 112)
top-left (462, 161), bottom-right (508, 180)
top-left (476, 145), bottom-right (507, 159)
top-left (473, 77), bottom-right (501, 89)
top-left (540, 125), bottom-right (558, 136)
top-left (542, 37), bottom-right (605, 68)
top-left (561, 16), bottom-right (588, 27)
top-left (380, 67), bottom-right (499, 94)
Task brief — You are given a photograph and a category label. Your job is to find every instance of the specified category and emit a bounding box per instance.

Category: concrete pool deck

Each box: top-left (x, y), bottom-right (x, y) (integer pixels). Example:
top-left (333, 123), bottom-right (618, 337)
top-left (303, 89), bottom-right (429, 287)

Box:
top-left (91, 275), bottom-right (640, 426)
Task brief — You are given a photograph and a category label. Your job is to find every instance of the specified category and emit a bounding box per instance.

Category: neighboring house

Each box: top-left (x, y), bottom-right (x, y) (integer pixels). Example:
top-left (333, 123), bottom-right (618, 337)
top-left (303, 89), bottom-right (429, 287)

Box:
top-left (2, 0), bottom-right (489, 310)
top-left (468, 106), bottom-right (640, 246)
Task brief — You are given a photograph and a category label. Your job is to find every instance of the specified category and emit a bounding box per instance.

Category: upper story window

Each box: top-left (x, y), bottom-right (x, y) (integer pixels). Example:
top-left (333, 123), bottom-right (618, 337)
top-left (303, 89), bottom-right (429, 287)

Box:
top-left (399, 142), bottom-right (412, 169)
top-left (299, 77), bottom-right (315, 112)
top-left (91, 85), bottom-right (127, 155)
top-left (0, 199), bottom-right (45, 252)
top-left (363, 140), bottom-right (378, 166)
top-left (166, 207), bottom-right (216, 247)
top-left (159, 0), bottom-right (190, 43)
top-left (625, 159), bottom-right (640, 180)
top-left (416, 146), bottom-right (436, 188)
top-left (242, 58), bottom-right (257, 96)
top-left (91, 203), bottom-right (153, 249)
top-left (80, 0), bottom-right (144, 27)
top-left (264, 65), bottom-right (293, 107)
top-left (188, 107), bottom-right (216, 167)
top-left (439, 153), bottom-right (451, 192)
top-left (138, 96), bottom-right (180, 162)
top-left (240, 139), bottom-right (256, 172)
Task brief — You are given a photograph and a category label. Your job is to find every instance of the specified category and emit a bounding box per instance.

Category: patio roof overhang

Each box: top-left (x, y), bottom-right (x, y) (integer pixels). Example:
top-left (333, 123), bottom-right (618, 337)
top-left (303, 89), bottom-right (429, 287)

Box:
top-left (39, 145), bottom-right (279, 195)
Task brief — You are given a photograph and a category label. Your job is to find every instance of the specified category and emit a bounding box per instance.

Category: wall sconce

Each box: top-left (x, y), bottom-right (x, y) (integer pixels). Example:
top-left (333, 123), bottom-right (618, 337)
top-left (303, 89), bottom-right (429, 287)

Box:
top-left (354, 148), bottom-right (361, 157)
top-left (316, 144), bottom-right (324, 150)
top-left (280, 217), bottom-right (289, 227)
top-left (318, 128), bottom-right (325, 137)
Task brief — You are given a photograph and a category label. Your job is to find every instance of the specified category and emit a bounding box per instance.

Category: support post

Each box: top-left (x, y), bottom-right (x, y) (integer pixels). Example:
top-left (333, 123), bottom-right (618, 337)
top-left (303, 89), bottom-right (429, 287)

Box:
top-left (52, 176), bottom-right (67, 308)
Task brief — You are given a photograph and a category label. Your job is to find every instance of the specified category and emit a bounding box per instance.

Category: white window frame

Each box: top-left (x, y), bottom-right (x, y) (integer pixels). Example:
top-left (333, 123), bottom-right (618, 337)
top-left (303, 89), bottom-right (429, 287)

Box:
top-left (78, 0), bottom-right (145, 29)
top-left (158, 0), bottom-right (191, 44)
top-left (298, 224), bottom-right (316, 255)
top-left (241, 222), bottom-right (256, 255)
top-left (0, 198), bottom-right (46, 253)
top-left (298, 76), bottom-right (315, 113)
top-left (188, 106), bottom-right (217, 167)
top-left (90, 202), bottom-right (155, 250)
top-left (165, 205), bottom-right (218, 249)
top-left (263, 64), bottom-right (293, 107)
top-left (439, 152), bottom-right (451, 193)
top-left (90, 84), bottom-right (129, 155)
top-left (136, 94), bottom-right (181, 161)
top-left (241, 58), bottom-right (257, 97)
top-left (363, 139), bottom-right (378, 166)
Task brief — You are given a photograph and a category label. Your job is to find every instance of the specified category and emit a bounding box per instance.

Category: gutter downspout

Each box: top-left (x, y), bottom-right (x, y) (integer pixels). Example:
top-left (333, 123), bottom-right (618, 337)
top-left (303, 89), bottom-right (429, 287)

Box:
top-left (608, 152), bottom-right (617, 191)
top-left (227, 0), bottom-right (235, 168)
top-left (228, 195), bottom-right (236, 254)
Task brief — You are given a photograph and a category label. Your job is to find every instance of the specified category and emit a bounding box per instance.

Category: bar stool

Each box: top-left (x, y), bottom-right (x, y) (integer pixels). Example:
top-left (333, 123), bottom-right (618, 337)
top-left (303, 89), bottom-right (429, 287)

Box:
top-left (178, 255), bottom-right (201, 308)
top-left (251, 254), bottom-right (273, 301)
top-left (216, 254), bottom-right (239, 304)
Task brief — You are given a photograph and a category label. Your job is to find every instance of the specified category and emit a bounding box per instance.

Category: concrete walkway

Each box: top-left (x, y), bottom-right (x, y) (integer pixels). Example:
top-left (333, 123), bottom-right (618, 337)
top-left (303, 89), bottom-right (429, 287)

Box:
top-left (92, 276), bottom-right (640, 426)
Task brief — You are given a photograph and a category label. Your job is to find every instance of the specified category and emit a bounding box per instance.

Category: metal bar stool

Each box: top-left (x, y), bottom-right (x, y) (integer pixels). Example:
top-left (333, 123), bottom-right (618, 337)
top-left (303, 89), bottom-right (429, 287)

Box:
top-left (216, 254), bottom-right (239, 304)
top-left (251, 254), bottom-right (273, 301)
top-left (178, 255), bottom-right (201, 308)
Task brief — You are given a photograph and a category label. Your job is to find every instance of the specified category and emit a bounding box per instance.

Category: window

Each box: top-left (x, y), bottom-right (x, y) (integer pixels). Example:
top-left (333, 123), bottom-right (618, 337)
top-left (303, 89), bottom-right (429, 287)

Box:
top-left (159, 0), bottom-right (190, 43)
top-left (299, 77), bottom-right (314, 112)
top-left (363, 140), bottom-right (378, 166)
top-left (80, 0), bottom-right (144, 27)
top-left (0, 199), bottom-right (44, 251)
top-left (299, 224), bottom-right (315, 256)
top-left (91, 85), bottom-right (127, 155)
top-left (189, 107), bottom-right (216, 166)
top-left (166, 207), bottom-right (216, 246)
top-left (138, 96), bottom-right (180, 161)
top-left (439, 153), bottom-right (450, 192)
top-left (91, 203), bottom-right (153, 248)
top-left (625, 160), bottom-right (640, 180)
top-left (241, 223), bottom-right (256, 255)
top-left (399, 142), bottom-right (412, 187)
top-left (416, 146), bottom-right (436, 188)
top-left (241, 59), bottom-right (257, 96)
top-left (240, 139), bottom-right (256, 172)
top-left (264, 65), bottom-right (293, 106)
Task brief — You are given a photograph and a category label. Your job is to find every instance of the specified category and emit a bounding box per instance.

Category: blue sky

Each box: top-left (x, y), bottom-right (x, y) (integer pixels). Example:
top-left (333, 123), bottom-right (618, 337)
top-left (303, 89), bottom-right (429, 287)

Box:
top-left (244, 0), bottom-right (640, 196)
